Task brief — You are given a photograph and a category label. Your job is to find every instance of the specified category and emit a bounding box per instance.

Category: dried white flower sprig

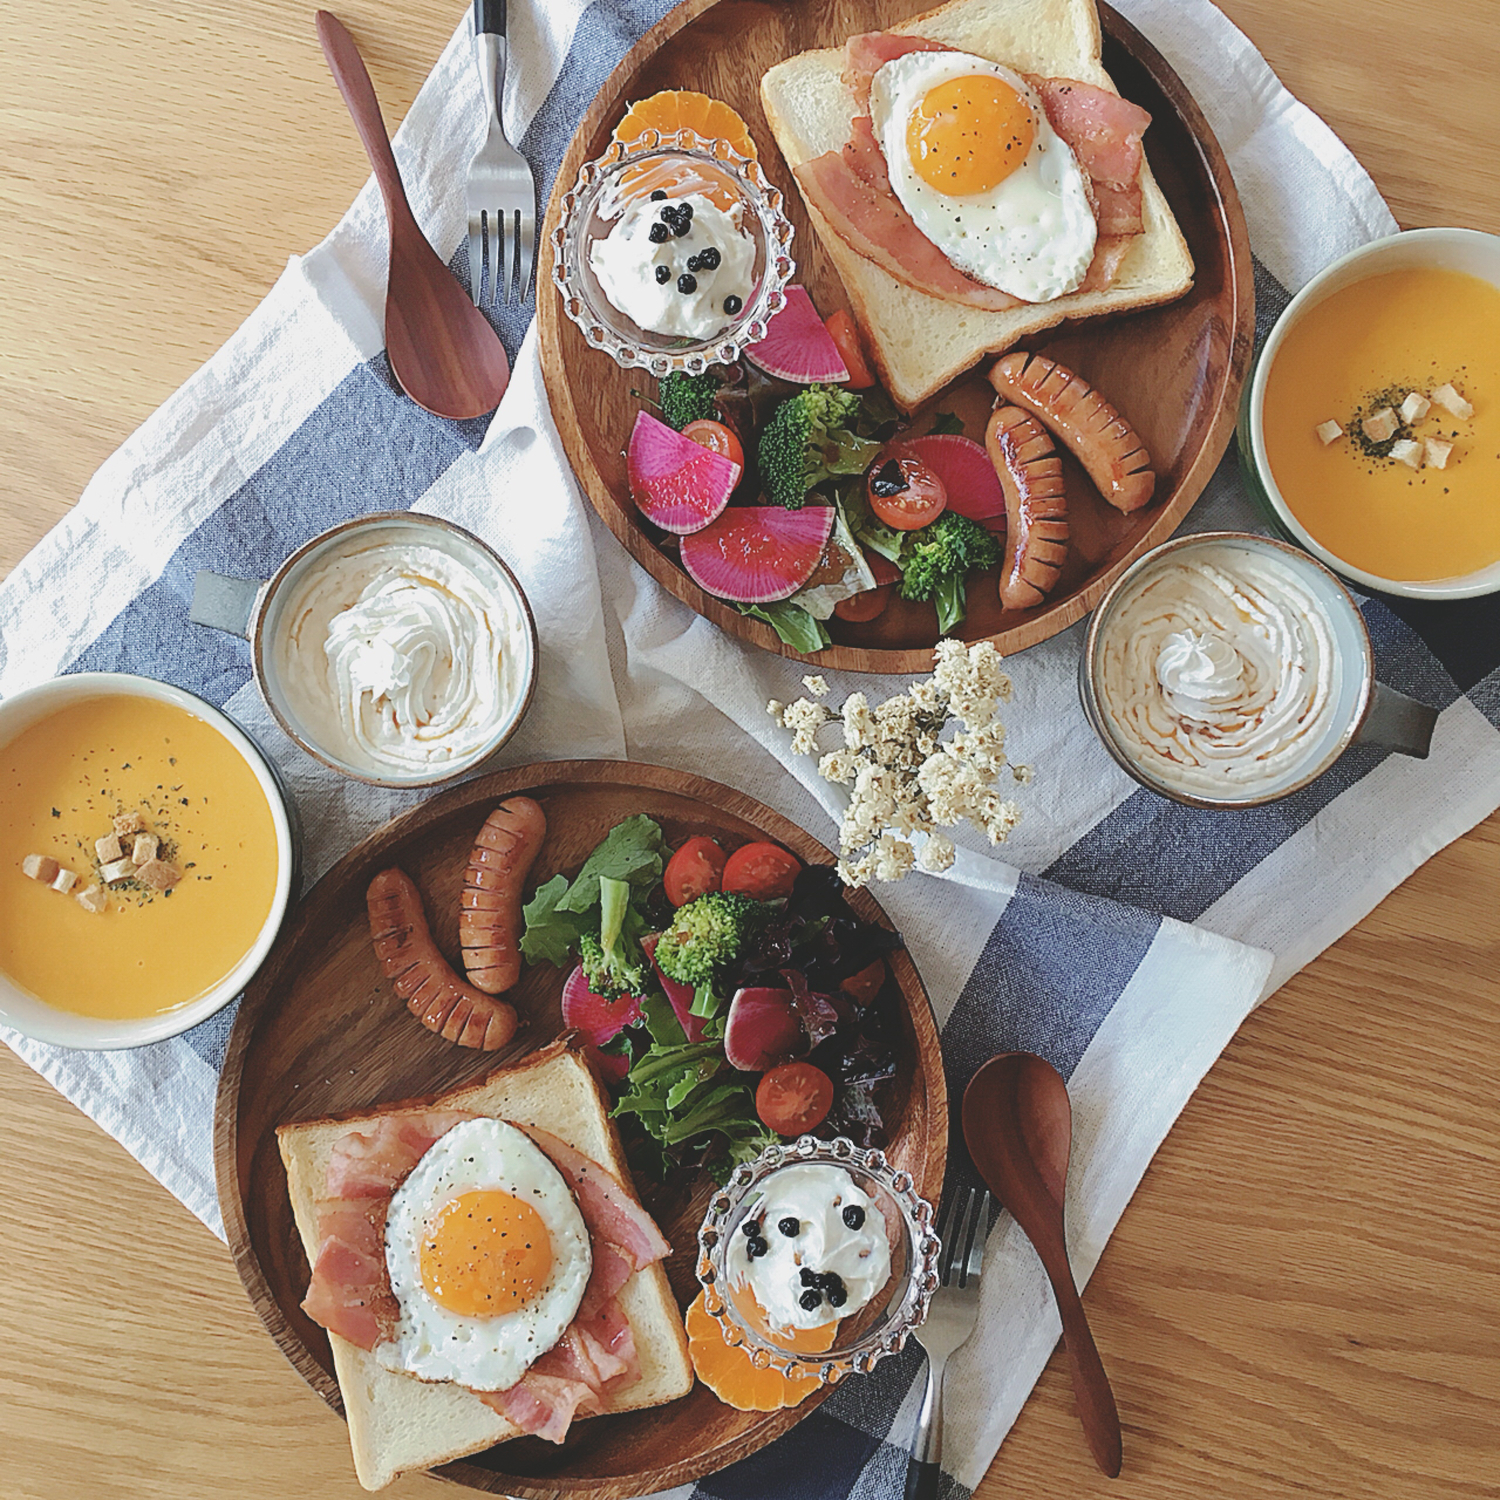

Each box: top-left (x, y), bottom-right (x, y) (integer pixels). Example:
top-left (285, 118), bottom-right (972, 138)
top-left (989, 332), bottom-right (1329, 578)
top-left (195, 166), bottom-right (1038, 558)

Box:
top-left (768, 640), bottom-right (1031, 887)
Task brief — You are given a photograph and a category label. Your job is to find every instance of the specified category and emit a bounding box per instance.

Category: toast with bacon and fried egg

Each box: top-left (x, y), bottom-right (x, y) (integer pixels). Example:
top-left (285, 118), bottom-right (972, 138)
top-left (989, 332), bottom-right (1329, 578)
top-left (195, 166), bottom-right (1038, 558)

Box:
top-left (761, 0), bottom-right (1194, 410)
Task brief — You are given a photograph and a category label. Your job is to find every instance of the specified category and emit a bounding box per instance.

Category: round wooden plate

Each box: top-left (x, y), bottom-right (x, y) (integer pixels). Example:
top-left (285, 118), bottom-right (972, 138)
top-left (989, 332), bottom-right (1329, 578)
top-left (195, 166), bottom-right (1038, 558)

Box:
top-left (214, 760), bottom-right (947, 1497)
top-left (538, 0), bottom-right (1254, 674)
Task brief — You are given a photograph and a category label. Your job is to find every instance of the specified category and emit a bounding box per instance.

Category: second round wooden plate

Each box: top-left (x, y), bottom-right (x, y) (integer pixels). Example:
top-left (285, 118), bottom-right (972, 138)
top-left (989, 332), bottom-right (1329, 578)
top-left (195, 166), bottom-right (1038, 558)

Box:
top-left (538, 0), bottom-right (1254, 674)
top-left (215, 760), bottom-right (947, 1497)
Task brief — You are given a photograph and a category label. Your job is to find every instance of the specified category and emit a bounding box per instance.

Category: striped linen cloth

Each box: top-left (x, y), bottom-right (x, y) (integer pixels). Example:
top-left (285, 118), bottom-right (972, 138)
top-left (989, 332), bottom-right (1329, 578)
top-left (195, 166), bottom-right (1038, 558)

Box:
top-left (3, 3), bottom-right (1499, 1497)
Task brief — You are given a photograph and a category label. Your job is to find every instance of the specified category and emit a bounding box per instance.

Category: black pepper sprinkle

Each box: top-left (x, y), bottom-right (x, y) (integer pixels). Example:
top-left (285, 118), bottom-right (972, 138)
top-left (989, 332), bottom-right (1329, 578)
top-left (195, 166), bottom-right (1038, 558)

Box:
top-left (677, 273), bottom-right (697, 294)
top-left (723, 294), bottom-right (742, 315)
top-left (648, 221), bottom-right (670, 244)
top-left (655, 264), bottom-right (671, 285)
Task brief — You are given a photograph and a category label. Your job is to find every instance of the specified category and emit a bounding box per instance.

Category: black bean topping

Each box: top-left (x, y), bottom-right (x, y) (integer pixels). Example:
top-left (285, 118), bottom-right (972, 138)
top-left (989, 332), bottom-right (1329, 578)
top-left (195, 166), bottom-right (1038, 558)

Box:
top-left (818, 1272), bottom-right (845, 1292)
top-left (842, 1205), bottom-right (865, 1230)
top-left (746, 1236), bottom-right (770, 1260)
top-left (723, 294), bottom-right (742, 315)
top-left (679, 201), bottom-right (694, 220)
top-left (685, 253), bottom-right (701, 273)
top-left (778, 1216), bottom-right (801, 1238)
top-left (697, 245), bottom-right (721, 270)
top-left (648, 221), bottom-right (669, 244)
top-left (870, 459), bottom-right (910, 497)
top-left (800, 1267), bottom-right (819, 1287)
top-left (654, 264), bottom-right (671, 285)
top-left (672, 218), bottom-right (692, 237)
top-left (799, 1289), bottom-right (823, 1311)
top-left (678, 273), bottom-right (698, 294)
top-left (650, 189), bottom-right (668, 201)
top-left (741, 1217), bottom-right (762, 1237)
top-left (827, 1284), bottom-right (848, 1308)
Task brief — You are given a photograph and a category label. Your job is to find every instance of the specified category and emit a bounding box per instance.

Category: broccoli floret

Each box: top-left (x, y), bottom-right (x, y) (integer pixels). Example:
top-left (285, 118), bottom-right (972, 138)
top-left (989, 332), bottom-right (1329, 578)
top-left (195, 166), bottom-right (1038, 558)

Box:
top-left (898, 512), bottom-right (1001, 633)
top-left (658, 371), bottom-right (722, 431)
top-left (578, 876), bottom-right (648, 999)
top-left (757, 385), bottom-right (882, 508)
top-left (654, 891), bottom-right (768, 987)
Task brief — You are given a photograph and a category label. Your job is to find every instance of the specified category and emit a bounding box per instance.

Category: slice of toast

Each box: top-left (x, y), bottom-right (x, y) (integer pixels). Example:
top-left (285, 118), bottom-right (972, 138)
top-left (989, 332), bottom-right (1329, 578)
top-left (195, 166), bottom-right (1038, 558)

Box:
top-left (760, 0), bottom-right (1195, 410)
top-left (277, 1039), bottom-right (694, 1491)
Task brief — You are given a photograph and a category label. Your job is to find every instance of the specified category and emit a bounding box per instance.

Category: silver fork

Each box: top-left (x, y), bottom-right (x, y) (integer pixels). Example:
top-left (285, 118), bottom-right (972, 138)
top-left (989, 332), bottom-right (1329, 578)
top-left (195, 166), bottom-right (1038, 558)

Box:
top-left (467, 0), bottom-right (537, 306)
top-left (906, 1187), bottom-right (991, 1500)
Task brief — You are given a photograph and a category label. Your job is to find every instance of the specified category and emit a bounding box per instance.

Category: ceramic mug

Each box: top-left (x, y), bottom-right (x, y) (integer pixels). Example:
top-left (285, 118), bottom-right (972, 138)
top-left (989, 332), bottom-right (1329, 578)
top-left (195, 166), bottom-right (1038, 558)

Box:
top-left (190, 512), bottom-right (538, 789)
top-left (1079, 531), bottom-right (1438, 809)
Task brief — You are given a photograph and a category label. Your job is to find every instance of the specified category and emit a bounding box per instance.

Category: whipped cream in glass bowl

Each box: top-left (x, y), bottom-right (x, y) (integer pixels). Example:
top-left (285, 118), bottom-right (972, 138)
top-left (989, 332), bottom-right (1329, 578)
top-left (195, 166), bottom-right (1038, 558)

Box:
top-left (1079, 532), bottom-right (1428, 808)
top-left (552, 130), bottom-right (795, 377)
top-left (255, 514), bottom-right (537, 787)
top-left (697, 1136), bottom-right (939, 1386)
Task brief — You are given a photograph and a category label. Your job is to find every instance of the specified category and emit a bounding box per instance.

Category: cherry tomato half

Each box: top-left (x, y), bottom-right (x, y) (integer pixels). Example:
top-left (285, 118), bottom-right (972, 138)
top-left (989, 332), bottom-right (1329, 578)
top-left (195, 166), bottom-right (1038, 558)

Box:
top-left (663, 835), bottom-right (727, 907)
top-left (824, 309), bottom-right (875, 390)
top-left (833, 587), bottom-right (893, 622)
top-left (756, 1061), bottom-right (835, 1136)
top-left (840, 957), bottom-right (887, 1006)
top-left (681, 418), bottom-right (744, 472)
top-left (866, 455), bottom-right (947, 530)
top-left (721, 841), bottom-right (802, 901)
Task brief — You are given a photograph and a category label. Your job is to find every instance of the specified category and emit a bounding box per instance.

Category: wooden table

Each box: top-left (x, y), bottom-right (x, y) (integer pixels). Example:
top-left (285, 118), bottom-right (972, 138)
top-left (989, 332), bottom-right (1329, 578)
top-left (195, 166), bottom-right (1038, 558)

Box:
top-left (2, 3), bottom-right (1497, 1497)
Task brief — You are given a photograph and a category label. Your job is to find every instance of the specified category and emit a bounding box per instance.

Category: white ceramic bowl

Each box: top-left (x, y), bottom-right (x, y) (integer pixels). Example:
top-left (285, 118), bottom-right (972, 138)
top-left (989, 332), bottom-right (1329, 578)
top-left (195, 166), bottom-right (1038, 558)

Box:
top-left (0, 673), bottom-right (297, 1050)
top-left (1239, 226), bottom-right (1500, 599)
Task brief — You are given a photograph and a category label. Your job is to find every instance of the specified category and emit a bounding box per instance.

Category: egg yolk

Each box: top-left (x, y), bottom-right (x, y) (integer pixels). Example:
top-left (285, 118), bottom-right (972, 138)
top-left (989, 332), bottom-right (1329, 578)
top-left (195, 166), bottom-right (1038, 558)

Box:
top-left (420, 1190), bottom-right (553, 1318)
top-left (906, 75), bottom-right (1036, 195)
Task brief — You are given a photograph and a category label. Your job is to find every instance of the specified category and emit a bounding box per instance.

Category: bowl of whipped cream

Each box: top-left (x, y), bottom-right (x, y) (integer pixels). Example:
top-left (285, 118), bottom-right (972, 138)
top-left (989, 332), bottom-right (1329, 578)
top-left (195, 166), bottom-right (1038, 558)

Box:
top-left (1080, 532), bottom-right (1437, 808)
top-left (190, 513), bottom-right (537, 787)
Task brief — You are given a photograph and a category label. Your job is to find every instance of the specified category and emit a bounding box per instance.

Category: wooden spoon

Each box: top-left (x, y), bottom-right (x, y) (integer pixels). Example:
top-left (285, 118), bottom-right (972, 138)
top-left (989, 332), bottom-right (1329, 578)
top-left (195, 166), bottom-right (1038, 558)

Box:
top-left (963, 1052), bottom-right (1123, 1477)
top-left (316, 11), bottom-right (508, 419)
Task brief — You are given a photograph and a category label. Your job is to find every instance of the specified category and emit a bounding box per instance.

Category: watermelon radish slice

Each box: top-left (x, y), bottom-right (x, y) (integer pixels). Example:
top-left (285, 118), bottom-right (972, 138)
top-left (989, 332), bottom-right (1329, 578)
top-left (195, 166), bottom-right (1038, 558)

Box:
top-left (723, 986), bottom-right (806, 1072)
top-left (561, 963), bottom-right (643, 1047)
top-left (744, 287), bottom-right (850, 384)
top-left (681, 505), bottom-right (835, 604)
top-left (627, 411), bottom-right (740, 534)
top-left (643, 933), bottom-right (707, 1044)
top-left (902, 434), bottom-right (1005, 525)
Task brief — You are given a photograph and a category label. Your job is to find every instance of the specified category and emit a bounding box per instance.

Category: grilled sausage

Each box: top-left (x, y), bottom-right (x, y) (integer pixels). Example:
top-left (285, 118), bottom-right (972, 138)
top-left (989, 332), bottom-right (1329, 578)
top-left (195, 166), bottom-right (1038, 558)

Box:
top-left (367, 867), bottom-right (518, 1050)
top-left (987, 351), bottom-right (1155, 513)
top-left (459, 797), bottom-right (546, 994)
top-left (987, 404), bottom-right (1070, 611)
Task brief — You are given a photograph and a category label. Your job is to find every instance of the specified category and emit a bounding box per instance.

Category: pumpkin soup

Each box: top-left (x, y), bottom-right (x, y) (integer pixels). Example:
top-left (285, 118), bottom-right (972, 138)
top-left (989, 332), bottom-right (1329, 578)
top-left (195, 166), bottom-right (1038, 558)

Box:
top-left (0, 694), bottom-right (280, 1019)
top-left (1262, 267), bottom-right (1500, 581)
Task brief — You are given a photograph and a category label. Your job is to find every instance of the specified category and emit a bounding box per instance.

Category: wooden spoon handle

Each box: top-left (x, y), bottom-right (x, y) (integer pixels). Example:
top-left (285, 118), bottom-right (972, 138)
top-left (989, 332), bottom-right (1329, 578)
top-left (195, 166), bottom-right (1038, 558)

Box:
top-left (1044, 1249), bottom-right (1123, 1477)
top-left (315, 11), bottom-right (415, 229)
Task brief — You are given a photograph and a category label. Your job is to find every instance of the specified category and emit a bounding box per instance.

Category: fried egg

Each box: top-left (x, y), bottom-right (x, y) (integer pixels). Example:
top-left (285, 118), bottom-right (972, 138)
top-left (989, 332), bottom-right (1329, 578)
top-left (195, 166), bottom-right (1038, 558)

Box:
top-left (870, 50), bottom-right (1097, 302)
top-left (377, 1118), bottom-right (592, 1391)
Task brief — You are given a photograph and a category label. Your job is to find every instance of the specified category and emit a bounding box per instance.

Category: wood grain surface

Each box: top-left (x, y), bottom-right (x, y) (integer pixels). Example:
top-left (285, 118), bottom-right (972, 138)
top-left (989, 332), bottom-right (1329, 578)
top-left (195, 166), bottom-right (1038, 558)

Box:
top-left (536, 0), bottom-right (1254, 673)
top-left (1, 2), bottom-right (1497, 1499)
top-left (217, 759), bottom-right (945, 1496)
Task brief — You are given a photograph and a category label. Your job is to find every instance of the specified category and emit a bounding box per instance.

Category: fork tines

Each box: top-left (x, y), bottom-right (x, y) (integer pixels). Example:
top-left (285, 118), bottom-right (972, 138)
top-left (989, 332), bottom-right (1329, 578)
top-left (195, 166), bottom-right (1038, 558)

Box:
top-left (937, 1186), bottom-right (991, 1287)
top-left (468, 204), bottom-right (535, 308)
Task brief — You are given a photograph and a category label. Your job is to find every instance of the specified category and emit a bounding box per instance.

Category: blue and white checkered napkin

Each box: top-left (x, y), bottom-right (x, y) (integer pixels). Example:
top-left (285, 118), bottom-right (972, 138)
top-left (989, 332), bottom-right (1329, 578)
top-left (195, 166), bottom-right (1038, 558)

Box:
top-left (5, 2), bottom-right (1500, 1496)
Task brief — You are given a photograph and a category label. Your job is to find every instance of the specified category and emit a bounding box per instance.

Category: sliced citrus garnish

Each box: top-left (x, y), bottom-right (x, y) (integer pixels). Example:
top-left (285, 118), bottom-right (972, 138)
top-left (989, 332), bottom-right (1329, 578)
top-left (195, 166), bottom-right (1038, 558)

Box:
top-left (614, 90), bottom-right (758, 160)
top-left (686, 1290), bottom-right (836, 1412)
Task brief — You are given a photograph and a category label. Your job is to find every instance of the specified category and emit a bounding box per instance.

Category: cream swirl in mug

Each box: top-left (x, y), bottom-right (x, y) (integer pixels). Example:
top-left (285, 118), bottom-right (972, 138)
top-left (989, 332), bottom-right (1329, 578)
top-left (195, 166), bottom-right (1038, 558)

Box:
top-left (1096, 543), bottom-right (1340, 797)
top-left (273, 540), bottom-right (526, 778)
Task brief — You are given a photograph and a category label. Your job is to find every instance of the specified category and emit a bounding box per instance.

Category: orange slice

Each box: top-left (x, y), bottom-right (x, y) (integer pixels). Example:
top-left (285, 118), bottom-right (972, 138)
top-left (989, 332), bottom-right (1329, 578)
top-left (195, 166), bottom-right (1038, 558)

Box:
top-left (614, 91), bottom-right (758, 160)
top-left (686, 1290), bottom-right (836, 1412)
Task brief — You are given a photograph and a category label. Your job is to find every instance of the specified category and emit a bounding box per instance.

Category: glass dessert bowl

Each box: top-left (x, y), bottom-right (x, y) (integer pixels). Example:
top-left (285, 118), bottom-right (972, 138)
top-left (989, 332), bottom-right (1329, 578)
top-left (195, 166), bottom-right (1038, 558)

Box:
top-left (696, 1135), bottom-right (940, 1384)
top-left (551, 128), bottom-right (795, 376)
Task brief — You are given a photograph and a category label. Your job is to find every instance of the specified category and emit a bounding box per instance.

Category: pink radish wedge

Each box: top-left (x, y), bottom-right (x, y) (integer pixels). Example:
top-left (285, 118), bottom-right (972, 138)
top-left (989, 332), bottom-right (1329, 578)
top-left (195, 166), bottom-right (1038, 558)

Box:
top-left (627, 410), bottom-right (740, 534)
top-left (902, 434), bottom-right (1005, 526)
top-left (723, 986), bottom-right (805, 1072)
top-left (560, 963), bottom-right (643, 1047)
top-left (680, 505), bottom-right (835, 604)
top-left (744, 287), bottom-right (850, 385)
top-left (643, 933), bottom-right (707, 1044)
